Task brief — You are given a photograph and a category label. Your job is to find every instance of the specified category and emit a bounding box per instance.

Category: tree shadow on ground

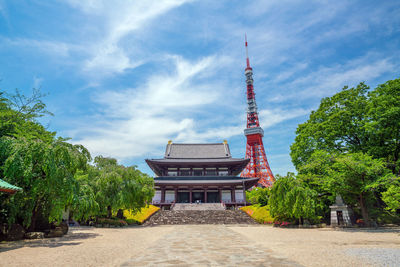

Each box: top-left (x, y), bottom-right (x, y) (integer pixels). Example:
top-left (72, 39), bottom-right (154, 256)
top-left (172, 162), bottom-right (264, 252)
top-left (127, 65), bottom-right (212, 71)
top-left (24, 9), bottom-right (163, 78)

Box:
top-left (0, 230), bottom-right (100, 253)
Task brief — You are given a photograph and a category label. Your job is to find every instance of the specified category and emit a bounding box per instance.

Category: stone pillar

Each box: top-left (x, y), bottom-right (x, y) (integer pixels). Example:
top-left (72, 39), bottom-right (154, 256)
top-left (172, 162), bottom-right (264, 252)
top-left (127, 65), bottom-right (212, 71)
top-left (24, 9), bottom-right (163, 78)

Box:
top-left (204, 188), bottom-right (208, 203)
top-left (189, 188), bottom-right (193, 203)
top-left (161, 187), bottom-right (165, 203)
top-left (174, 188), bottom-right (178, 203)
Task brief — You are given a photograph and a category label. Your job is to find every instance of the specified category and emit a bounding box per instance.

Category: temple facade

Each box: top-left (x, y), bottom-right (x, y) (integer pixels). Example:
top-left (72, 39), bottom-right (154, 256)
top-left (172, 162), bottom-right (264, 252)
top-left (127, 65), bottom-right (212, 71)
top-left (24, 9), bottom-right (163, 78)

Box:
top-left (146, 141), bottom-right (259, 208)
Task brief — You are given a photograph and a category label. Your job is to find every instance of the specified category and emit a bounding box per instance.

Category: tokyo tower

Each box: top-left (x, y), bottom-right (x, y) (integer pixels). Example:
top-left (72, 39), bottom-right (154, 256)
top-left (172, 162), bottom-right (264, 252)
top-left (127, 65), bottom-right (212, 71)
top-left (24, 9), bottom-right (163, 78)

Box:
top-left (241, 36), bottom-right (275, 187)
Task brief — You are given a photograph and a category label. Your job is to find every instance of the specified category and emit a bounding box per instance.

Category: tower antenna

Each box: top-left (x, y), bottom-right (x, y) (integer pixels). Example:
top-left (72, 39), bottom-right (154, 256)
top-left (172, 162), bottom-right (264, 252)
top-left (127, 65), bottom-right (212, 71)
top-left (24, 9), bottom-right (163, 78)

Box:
top-left (245, 34), bottom-right (251, 69)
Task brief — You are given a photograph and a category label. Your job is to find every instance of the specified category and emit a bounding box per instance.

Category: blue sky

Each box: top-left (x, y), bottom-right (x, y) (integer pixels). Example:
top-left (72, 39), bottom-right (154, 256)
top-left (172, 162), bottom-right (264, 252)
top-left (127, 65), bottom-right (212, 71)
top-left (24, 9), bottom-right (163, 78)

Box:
top-left (0, 0), bottom-right (399, 176)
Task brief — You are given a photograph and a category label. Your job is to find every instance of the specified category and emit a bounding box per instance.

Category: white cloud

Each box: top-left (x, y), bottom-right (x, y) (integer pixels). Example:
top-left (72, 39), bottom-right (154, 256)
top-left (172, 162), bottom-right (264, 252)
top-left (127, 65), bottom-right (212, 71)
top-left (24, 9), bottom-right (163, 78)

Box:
top-left (0, 37), bottom-right (73, 57)
top-left (33, 76), bottom-right (43, 89)
top-left (270, 55), bottom-right (397, 102)
top-left (72, 55), bottom-right (222, 159)
top-left (259, 108), bottom-right (311, 128)
top-left (64, 0), bottom-right (193, 76)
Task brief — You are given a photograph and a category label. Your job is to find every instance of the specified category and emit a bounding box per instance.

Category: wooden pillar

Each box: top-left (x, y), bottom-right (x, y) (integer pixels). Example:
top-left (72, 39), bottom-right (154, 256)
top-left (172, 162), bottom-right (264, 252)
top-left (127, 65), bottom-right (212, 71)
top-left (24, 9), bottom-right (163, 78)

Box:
top-left (219, 188), bottom-right (222, 203)
top-left (161, 187), bottom-right (166, 203)
top-left (231, 186), bottom-right (236, 203)
top-left (189, 187), bottom-right (193, 203)
top-left (204, 187), bottom-right (208, 203)
top-left (174, 188), bottom-right (178, 203)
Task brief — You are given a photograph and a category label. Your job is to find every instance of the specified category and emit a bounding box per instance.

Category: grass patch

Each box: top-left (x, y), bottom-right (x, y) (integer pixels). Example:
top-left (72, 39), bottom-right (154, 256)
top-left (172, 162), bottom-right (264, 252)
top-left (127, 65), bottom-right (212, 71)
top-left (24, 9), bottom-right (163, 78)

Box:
top-left (241, 205), bottom-right (274, 224)
top-left (123, 205), bottom-right (160, 225)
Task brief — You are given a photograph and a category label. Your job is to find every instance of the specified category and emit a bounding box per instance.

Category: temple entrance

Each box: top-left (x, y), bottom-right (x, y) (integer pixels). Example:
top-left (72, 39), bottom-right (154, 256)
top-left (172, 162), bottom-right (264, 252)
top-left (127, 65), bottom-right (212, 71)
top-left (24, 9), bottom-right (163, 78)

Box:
top-left (192, 191), bottom-right (204, 203)
top-left (207, 192), bottom-right (220, 203)
top-left (177, 192), bottom-right (190, 203)
top-left (337, 211), bottom-right (344, 225)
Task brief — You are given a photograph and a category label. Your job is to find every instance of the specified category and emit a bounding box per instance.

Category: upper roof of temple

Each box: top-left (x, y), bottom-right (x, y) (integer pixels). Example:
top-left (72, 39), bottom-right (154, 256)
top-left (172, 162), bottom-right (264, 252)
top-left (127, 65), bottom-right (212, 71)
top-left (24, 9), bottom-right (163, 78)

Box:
top-left (164, 142), bottom-right (231, 159)
top-left (145, 141), bottom-right (249, 177)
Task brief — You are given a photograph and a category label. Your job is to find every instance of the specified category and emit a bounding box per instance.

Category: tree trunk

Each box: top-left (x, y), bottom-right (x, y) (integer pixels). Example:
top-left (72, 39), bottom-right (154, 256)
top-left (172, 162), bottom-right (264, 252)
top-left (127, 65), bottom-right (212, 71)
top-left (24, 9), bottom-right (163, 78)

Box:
top-left (28, 204), bottom-right (39, 232)
top-left (28, 197), bottom-right (43, 232)
top-left (107, 206), bottom-right (112, 218)
top-left (359, 193), bottom-right (370, 227)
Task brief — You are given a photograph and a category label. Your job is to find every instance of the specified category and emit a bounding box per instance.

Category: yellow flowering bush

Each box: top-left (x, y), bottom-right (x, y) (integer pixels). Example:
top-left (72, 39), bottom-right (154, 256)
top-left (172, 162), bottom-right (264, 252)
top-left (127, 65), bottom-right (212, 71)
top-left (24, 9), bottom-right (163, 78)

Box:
top-left (241, 205), bottom-right (274, 224)
top-left (123, 205), bottom-right (160, 225)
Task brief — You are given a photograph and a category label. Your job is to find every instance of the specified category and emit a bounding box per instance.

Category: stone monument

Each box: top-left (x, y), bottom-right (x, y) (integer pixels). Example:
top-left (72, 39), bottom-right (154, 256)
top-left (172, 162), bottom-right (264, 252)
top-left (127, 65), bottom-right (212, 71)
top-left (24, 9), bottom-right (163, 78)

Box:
top-left (330, 194), bottom-right (353, 227)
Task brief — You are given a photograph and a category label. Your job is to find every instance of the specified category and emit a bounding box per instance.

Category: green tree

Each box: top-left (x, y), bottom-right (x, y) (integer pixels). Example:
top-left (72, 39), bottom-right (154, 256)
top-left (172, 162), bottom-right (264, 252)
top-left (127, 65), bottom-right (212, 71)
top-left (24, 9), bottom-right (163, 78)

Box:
top-left (1, 137), bottom-right (90, 230)
top-left (71, 156), bottom-right (154, 220)
top-left (246, 187), bottom-right (269, 206)
top-left (290, 82), bottom-right (370, 170)
top-left (367, 78), bottom-right (400, 175)
top-left (382, 184), bottom-right (400, 212)
top-left (0, 89), bottom-right (55, 141)
top-left (300, 151), bottom-right (393, 226)
top-left (269, 173), bottom-right (319, 224)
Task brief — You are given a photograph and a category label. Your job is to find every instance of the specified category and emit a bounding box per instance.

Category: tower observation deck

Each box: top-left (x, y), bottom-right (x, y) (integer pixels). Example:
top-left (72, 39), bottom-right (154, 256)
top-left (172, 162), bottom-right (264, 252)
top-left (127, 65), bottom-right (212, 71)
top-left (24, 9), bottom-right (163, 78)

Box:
top-left (240, 36), bottom-right (275, 187)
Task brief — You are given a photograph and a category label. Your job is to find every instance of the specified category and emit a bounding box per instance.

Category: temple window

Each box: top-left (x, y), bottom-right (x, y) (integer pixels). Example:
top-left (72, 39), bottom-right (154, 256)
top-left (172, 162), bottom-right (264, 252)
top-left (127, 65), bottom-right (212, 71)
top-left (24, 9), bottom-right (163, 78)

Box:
top-left (167, 168), bottom-right (178, 176)
top-left (218, 168), bottom-right (228, 176)
top-left (205, 168), bottom-right (217, 176)
top-left (179, 168), bottom-right (190, 176)
top-left (193, 168), bottom-right (203, 176)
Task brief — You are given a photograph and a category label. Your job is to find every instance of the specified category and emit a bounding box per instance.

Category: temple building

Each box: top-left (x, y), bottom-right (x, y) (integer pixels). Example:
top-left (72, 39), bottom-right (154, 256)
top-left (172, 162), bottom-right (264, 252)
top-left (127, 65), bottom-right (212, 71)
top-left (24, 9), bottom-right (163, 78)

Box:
top-left (146, 141), bottom-right (259, 208)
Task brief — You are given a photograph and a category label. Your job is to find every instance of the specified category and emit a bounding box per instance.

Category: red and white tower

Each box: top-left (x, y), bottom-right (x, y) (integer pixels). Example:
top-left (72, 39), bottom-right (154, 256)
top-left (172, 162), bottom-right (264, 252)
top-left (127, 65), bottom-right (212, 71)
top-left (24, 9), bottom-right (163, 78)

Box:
top-left (241, 36), bottom-right (275, 187)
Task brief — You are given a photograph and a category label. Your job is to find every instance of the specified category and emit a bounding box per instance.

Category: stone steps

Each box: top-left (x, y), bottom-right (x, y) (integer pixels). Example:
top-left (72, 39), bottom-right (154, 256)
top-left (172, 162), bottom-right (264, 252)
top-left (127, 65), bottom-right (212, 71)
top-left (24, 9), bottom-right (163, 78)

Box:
top-left (172, 203), bottom-right (225, 211)
top-left (143, 210), bottom-right (258, 226)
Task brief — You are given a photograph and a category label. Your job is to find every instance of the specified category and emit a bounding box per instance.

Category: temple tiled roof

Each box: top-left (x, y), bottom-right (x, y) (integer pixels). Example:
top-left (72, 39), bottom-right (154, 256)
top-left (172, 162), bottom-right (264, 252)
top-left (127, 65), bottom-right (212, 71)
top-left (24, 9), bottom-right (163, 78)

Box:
top-left (153, 177), bottom-right (259, 189)
top-left (0, 178), bottom-right (22, 194)
top-left (154, 176), bottom-right (250, 181)
top-left (165, 143), bottom-right (231, 159)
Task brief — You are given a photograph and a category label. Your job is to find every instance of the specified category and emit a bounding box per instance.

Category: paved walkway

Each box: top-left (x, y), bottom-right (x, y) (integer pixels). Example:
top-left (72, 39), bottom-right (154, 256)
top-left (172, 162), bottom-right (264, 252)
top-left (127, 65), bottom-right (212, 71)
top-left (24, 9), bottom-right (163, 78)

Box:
top-left (121, 225), bottom-right (301, 266)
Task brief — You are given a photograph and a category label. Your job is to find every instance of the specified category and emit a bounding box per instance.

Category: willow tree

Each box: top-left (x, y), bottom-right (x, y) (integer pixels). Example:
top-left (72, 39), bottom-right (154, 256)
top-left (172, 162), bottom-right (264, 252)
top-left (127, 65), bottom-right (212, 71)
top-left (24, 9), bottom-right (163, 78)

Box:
top-left (269, 173), bottom-right (319, 224)
top-left (72, 156), bottom-right (154, 220)
top-left (1, 137), bottom-right (90, 230)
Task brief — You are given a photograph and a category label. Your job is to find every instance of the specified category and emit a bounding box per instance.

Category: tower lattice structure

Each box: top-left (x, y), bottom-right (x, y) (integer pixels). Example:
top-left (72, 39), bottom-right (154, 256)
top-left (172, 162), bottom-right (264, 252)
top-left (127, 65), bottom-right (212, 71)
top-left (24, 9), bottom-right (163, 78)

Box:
top-left (240, 36), bottom-right (275, 187)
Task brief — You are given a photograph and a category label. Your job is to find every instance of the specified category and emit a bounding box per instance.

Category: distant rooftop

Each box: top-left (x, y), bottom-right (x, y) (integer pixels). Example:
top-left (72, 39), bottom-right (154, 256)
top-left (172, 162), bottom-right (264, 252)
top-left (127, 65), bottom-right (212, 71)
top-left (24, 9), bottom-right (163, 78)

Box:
top-left (165, 142), bottom-right (231, 159)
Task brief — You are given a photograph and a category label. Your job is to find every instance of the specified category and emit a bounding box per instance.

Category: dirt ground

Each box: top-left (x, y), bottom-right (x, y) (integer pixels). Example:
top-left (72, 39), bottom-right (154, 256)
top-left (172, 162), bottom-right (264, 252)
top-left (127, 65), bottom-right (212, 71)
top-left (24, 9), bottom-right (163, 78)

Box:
top-left (229, 226), bottom-right (400, 267)
top-left (0, 225), bottom-right (399, 266)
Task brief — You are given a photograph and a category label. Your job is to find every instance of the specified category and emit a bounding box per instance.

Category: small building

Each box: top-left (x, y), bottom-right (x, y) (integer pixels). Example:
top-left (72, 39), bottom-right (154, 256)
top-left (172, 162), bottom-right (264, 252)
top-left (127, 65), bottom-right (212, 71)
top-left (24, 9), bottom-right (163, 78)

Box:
top-left (0, 178), bottom-right (22, 194)
top-left (146, 141), bottom-right (259, 208)
top-left (330, 194), bottom-right (353, 227)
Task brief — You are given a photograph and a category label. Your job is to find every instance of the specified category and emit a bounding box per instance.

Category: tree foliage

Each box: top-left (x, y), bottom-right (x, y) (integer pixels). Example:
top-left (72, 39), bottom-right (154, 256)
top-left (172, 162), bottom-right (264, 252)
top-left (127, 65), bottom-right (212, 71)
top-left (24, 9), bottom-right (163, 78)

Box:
top-left (290, 78), bottom-right (400, 224)
top-left (1, 137), bottom-right (90, 230)
top-left (71, 156), bottom-right (154, 220)
top-left (246, 187), bottom-right (269, 206)
top-left (0, 89), bottom-right (155, 231)
top-left (269, 173), bottom-right (319, 224)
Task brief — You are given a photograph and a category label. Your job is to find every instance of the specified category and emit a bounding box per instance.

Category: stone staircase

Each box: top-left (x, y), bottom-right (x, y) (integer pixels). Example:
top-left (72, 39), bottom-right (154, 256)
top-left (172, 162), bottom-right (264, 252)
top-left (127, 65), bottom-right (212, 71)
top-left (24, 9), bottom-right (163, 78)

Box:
top-left (172, 203), bottom-right (225, 211)
top-left (143, 210), bottom-right (258, 226)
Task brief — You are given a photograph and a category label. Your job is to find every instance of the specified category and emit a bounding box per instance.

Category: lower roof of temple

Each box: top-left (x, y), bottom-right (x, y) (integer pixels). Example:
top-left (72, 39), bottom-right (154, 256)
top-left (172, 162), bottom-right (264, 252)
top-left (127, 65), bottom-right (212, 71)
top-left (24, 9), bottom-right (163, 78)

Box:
top-left (154, 176), bottom-right (259, 189)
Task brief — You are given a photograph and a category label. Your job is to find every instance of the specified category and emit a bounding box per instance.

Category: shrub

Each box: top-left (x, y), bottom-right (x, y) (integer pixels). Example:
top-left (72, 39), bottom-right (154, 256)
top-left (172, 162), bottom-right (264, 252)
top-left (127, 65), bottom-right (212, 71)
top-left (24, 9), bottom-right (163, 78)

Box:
top-left (246, 188), bottom-right (270, 206)
top-left (241, 205), bottom-right (274, 224)
top-left (125, 219), bottom-right (137, 225)
top-left (123, 205), bottom-right (160, 224)
top-left (97, 217), bottom-right (127, 227)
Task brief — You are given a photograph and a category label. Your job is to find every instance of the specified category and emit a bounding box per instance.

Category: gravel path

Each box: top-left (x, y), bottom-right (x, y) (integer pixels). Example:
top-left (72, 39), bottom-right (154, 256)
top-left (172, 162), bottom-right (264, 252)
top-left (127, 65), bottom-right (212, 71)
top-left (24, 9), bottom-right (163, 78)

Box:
top-left (345, 248), bottom-right (400, 267)
top-left (230, 226), bottom-right (400, 267)
top-left (1, 225), bottom-right (399, 266)
top-left (122, 225), bottom-right (300, 266)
